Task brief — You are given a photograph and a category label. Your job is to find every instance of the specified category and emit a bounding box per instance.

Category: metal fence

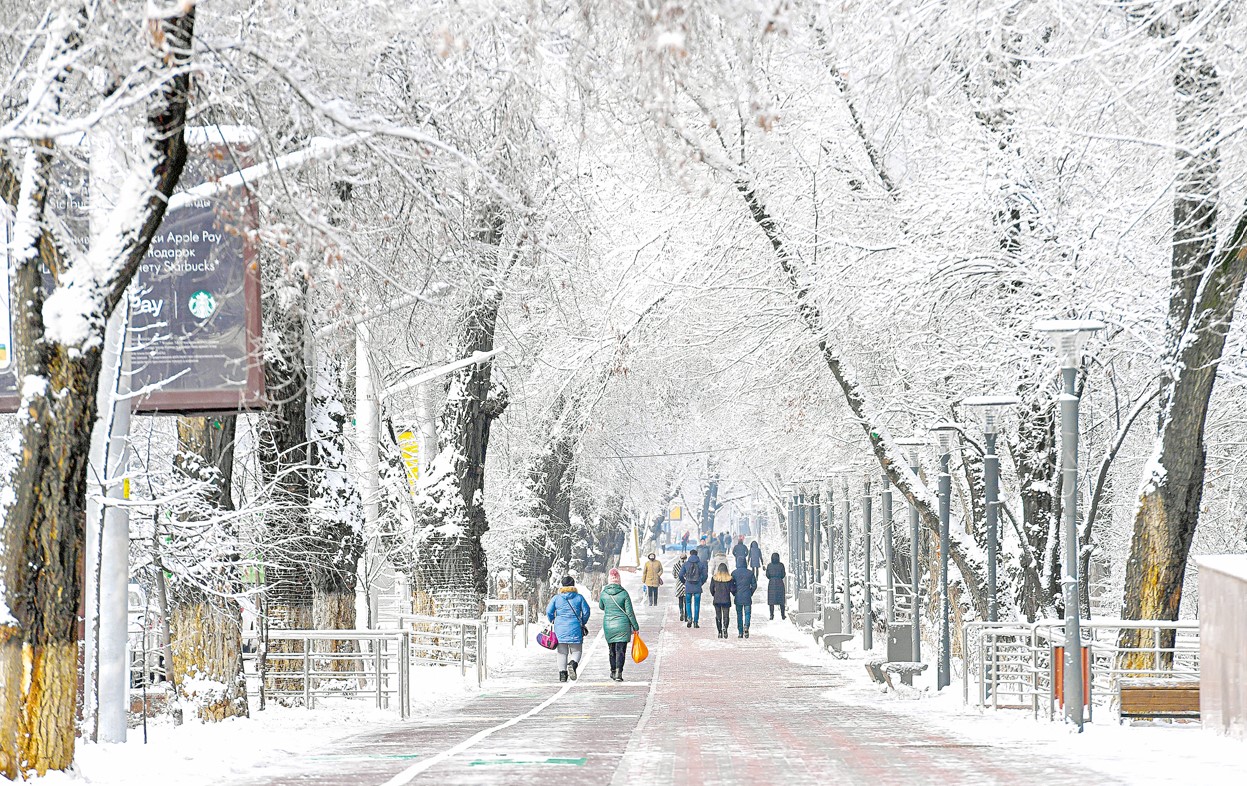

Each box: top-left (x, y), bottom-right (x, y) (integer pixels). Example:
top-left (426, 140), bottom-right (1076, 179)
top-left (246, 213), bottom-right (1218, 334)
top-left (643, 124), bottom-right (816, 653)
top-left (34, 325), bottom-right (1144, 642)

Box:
top-left (963, 618), bottom-right (1200, 721)
top-left (398, 614), bottom-right (488, 683)
top-left (482, 599), bottom-right (529, 647)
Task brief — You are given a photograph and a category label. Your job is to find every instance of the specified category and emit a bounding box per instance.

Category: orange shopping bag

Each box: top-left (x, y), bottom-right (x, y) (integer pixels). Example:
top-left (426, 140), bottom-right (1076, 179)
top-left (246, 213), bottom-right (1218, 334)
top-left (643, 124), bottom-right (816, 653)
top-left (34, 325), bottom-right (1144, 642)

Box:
top-left (631, 631), bottom-right (649, 664)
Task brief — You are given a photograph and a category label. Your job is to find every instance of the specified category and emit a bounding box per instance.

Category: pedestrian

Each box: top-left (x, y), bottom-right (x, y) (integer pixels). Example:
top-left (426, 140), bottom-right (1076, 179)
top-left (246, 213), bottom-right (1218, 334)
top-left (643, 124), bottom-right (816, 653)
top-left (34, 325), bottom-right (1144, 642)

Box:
top-left (678, 549), bottom-right (706, 628)
top-left (697, 536), bottom-right (711, 567)
top-left (731, 555), bottom-right (756, 638)
top-left (673, 552), bottom-right (688, 621)
top-left (546, 575), bottom-right (591, 682)
top-left (641, 552), bottom-right (664, 606)
top-left (748, 540), bottom-right (763, 579)
top-left (709, 561), bottom-right (735, 639)
top-left (681, 530), bottom-right (690, 550)
top-left (600, 568), bottom-right (640, 682)
top-left (766, 552), bottom-right (787, 620)
top-left (732, 535), bottom-right (748, 564)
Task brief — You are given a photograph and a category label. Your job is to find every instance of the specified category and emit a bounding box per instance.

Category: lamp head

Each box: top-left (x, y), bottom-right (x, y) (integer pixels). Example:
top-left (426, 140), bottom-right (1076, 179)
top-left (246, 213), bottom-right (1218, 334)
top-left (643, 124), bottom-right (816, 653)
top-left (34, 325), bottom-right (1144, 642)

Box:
top-left (962, 395), bottom-right (1021, 436)
top-left (894, 437), bottom-right (926, 465)
top-left (1034, 319), bottom-right (1105, 368)
top-left (929, 422), bottom-right (959, 453)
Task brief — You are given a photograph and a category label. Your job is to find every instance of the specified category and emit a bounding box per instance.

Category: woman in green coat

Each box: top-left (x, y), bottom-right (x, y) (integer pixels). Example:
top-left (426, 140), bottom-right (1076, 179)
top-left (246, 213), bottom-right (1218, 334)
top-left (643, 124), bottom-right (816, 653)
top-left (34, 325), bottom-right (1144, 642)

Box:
top-left (599, 568), bottom-right (640, 682)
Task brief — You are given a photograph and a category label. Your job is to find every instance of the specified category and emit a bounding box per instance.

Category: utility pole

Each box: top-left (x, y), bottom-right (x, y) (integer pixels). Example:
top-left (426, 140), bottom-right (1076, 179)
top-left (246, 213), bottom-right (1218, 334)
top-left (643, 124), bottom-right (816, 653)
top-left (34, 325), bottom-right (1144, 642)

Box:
top-left (862, 477), bottom-right (873, 651)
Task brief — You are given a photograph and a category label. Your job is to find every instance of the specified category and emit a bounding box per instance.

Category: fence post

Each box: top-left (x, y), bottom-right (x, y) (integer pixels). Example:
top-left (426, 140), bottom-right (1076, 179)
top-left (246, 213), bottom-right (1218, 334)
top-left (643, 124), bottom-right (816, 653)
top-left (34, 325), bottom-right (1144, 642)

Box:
top-left (523, 601), bottom-right (529, 648)
top-left (477, 622), bottom-right (487, 683)
top-left (460, 624), bottom-right (467, 676)
top-left (399, 632), bottom-right (410, 719)
top-left (376, 637), bottom-right (384, 710)
top-left (303, 637), bottom-right (312, 708)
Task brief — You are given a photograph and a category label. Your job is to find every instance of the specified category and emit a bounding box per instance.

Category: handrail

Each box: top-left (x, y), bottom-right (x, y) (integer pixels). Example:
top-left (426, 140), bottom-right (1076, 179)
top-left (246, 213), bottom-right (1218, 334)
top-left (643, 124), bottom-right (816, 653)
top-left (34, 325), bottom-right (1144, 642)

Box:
top-left (483, 599), bottom-right (530, 648)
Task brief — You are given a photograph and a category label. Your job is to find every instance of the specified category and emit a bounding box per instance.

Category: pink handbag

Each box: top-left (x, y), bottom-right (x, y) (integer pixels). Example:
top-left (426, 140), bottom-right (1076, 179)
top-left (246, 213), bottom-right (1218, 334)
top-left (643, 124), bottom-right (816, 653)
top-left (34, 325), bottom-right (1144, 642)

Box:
top-left (537, 626), bottom-right (559, 650)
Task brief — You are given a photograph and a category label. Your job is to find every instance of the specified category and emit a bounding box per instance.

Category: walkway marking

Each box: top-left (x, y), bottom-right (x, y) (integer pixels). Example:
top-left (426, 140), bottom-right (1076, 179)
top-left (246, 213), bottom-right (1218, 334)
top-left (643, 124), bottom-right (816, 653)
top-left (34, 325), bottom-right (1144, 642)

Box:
top-left (468, 756), bottom-right (588, 766)
top-left (607, 600), bottom-right (668, 786)
top-left (377, 631), bottom-right (607, 786)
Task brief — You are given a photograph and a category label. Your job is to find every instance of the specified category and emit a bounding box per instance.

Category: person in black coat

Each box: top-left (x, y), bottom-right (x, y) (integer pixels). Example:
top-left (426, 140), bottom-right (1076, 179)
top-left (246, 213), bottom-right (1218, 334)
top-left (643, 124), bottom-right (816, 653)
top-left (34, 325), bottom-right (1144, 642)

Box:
top-left (765, 552), bottom-right (787, 620)
top-left (730, 556), bottom-right (757, 638)
top-left (748, 540), bottom-right (764, 579)
top-left (731, 535), bottom-right (748, 564)
top-left (708, 562), bottom-right (736, 639)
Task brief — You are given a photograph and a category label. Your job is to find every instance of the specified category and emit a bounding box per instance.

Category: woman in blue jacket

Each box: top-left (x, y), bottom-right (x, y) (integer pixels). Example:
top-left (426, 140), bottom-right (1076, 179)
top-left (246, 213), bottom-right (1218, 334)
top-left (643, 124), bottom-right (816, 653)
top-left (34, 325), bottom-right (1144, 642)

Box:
top-left (546, 575), bottom-right (591, 682)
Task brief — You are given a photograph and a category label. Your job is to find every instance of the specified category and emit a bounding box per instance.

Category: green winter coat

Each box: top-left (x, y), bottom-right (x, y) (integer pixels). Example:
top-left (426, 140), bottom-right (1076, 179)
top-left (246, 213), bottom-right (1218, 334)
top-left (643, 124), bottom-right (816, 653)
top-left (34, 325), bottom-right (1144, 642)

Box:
top-left (599, 583), bottom-right (640, 644)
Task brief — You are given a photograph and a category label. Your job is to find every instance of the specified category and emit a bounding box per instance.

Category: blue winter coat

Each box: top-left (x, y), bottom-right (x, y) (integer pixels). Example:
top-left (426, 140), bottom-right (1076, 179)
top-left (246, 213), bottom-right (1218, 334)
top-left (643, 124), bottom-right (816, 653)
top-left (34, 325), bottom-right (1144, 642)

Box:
top-left (546, 588), bottom-right (591, 644)
top-left (679, 553), bottom-right (707, 594)
top-left (748, 542), bottom-right (763, 569)
top-left (731, 557), bottom-right (757, 605)
top-left (732, 542), bottom-right (748, 562)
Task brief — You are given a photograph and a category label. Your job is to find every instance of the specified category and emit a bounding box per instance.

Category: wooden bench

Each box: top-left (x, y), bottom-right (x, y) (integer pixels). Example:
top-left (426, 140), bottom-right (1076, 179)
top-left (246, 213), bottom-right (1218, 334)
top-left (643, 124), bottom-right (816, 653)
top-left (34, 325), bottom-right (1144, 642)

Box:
top-left (1118, 678), bottom-right (1200, 721)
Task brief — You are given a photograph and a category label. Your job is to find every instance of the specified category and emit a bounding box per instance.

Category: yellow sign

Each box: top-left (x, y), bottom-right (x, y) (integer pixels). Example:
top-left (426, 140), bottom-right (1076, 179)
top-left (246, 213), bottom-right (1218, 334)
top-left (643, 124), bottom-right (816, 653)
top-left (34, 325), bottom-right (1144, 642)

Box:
top-left (397, 430), bottom-right (420, 488)
top-left (670, 505), bottom-right (682, 520)
top-left (122, 477), bottom-right (131, 500)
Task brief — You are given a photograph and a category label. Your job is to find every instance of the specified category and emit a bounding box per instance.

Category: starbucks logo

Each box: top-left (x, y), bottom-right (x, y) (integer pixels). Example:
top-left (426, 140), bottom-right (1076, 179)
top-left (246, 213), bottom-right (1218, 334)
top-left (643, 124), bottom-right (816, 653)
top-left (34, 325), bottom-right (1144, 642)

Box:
top-left (188, 289), bottom-right (217, 319)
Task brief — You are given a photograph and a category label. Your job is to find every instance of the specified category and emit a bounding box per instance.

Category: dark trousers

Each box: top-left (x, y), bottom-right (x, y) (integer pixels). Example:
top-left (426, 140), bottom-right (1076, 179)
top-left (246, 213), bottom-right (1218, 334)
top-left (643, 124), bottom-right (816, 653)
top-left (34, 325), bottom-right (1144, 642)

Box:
top-left (677, 592), bottom-right (686, 619)
top-left (736, 603), bottom-right (752, 633)
top-left (608, 641), bottom-right (628, 673)
top-left (715, 604), bottom-right (731, 633)
top-left (646, 586), bottom-right (658, 605)
top-left (770, 603), bottom-right (786, 619)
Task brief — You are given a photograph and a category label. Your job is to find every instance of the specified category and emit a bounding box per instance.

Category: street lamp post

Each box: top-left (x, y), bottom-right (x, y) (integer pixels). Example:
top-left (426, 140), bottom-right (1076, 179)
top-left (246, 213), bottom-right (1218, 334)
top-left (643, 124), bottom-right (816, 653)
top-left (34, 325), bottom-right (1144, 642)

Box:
top-left (862, 476), bottom-right (873, 651)
top-left (895, 438), bottom-right (927, 663)
top-left (782, 485), bottom-right (795, 598)
top-left (931, 423), bottom-right (959, 691)
top-left (811, 487), bottom-right (822, 592)
top-left (1036, 319), bottom-right (1104, 732)
top-left (841, 476), bottom-right (853, 635)
top-left (881, 473), bottom-right (895, 625)
top-left (962, 395), bottom-right (1020, 623)
top-left (824, 481), bottom-right (836, 610)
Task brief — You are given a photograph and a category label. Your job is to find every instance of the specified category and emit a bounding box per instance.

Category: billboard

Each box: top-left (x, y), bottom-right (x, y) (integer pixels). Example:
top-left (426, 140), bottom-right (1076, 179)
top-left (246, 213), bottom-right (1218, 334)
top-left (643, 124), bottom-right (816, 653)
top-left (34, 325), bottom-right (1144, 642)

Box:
top-left (0, 135), bottom-right (264, 414)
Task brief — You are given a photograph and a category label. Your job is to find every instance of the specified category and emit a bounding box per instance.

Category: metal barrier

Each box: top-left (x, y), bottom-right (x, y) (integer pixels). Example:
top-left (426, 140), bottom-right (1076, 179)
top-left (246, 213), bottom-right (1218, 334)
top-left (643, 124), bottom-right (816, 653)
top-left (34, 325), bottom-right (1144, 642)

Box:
top-left (399, 614), bottom-right (487, 684)
top-left (964, 618), bottom-right (1200, 721)
top-left (483, 599), bottom-right (530, 648)
top-left (245, 629), bottom-right (410, 717)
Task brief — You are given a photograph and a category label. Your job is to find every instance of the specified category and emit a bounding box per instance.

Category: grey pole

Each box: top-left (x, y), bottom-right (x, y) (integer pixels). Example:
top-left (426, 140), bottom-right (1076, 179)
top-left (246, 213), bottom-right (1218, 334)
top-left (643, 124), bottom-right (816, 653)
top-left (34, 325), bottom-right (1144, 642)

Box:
top-left (906, 450), bottom-right (922, 663)
top-left (785, 489), bottom-right (796, 599)
top-left (881, 473), bottom-right (895, 624)
top-left (985, 431), bottom-right (1000, 623)
top-left (1061, 365), bottom-right (1085, 730)
top-left (812, 489), bottom-right (822, 592)
top-left (862, 478), bottom-right (873, 651)
top-left (937, 442), bottom-right (952, 691)
top-left (824, 483), bottom-right (835, 611)
top-left (841, 478), bottom-right (853, 634)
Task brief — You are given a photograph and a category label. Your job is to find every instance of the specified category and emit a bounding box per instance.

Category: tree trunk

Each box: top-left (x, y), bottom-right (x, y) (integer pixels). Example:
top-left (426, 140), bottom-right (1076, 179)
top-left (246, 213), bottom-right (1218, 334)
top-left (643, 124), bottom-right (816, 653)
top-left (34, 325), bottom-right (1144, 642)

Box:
top-left (412, 206), bottom-right (512, 619)
top-left (1010, 395), bottom-right (1060, 620)
top-left (0, 7), bottom-right (194, 776)
top-left (1121, 44), bottom-right (1247, 666)
top-left (168, 416), bottom-right (248, 721)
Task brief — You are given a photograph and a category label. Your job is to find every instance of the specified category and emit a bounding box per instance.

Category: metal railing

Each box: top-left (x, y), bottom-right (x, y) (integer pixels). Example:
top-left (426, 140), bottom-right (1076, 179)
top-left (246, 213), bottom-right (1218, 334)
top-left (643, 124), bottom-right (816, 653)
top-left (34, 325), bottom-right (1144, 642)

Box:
top-left (482, 599), bottom-right (530, 648)
top-left (964, 618), bottom-right (1200, 721)
top-left (399, 614), bottom-right (488, 684)
top-left (246, 629), bottom-right (411, 717)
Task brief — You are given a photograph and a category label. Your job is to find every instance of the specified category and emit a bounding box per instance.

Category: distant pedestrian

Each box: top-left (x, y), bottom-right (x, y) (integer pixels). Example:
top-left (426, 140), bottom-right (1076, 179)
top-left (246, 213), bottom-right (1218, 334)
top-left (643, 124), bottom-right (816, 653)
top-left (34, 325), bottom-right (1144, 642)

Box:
top-left (709, 561), bottom-right (735, 639)
top-left (748, 540), bottom-right (763, 579)
top-left (641, 553), bottom-right (664, 606)
top-left (679, 550), bottom-right (706, 628)
top-left (731, 556), bottom-right (756, 638)
top-left (673, 553), bottom-right (688, 621)
top-left (732, 535), bottom-right (748, 563)
top-left (546, 575), bottom-right (591, 682)
top-left (600, 569), bottom-right (640, 682)
top-left (765, 553), bottom-right (787, 620)
top-left (696, 537), bottom-right (711, 568)
top-left (681, 530), bottom-right (690, 550)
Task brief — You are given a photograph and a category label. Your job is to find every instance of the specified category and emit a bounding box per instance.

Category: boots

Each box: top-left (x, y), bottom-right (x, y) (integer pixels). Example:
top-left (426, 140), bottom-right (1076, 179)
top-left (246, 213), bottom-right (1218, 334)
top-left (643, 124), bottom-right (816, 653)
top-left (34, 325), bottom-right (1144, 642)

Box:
top-left (745, 627), bottom-right (750, 639)
top-left (609, 668), bottom-right (618, 681)
top-left (611, 669), bottom-right (623, 682)
top-left (559, 671), bottom-right (568, 683)
top-left (567, 661), bottom-right (578, 681)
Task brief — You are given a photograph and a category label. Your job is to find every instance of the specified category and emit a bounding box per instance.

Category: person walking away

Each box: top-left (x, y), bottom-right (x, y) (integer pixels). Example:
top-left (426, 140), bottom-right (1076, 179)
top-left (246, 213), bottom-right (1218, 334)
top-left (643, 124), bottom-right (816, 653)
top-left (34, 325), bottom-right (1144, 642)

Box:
top-left (641, 553), bottom-right (663, 606)
top-left (731, 555), bottom-right (757, 638)
top-left (732, 535), bottom-right (748, 564)
top-left (673, 553), bottom-right (693, 621)
top-left (765, 553), bottom-right (787, 620)
top-left (600, 568), bottom-right (640, 682)
top-left (709, 562), bottom-right (735, 638)
top-left (679, 550), bottom-right (706, 628)
top-left (546, 575), bottom-right (591, 682)
top-left (681, 530), bottom-right (690, 550)
top-left (748, 540), bottom-right (764, 580)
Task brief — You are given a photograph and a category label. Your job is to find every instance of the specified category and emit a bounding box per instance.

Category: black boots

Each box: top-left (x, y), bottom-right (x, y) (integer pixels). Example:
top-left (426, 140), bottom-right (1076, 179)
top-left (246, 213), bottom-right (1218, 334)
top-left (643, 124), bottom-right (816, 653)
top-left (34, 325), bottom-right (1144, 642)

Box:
top-left (567, 661), bottom-right (578, 681)
top-left (686, 620), bottom-right (692, 628)
top-left (610, 669), bottom-right (623, 682)
top-left (745, 627), bottom-right (750, 638)
top-left (559, 671), bottom-right (568, 683)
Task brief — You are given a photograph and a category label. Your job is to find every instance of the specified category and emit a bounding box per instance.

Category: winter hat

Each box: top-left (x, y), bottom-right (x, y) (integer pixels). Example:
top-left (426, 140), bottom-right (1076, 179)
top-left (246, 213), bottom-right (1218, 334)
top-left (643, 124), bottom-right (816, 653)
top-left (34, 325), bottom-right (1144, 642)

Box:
top-left (608, 568), bottom-right (622, 585)
top-left (561, 575), bottom-right (575, 587)
top-left (648, 553), bottom-right (656, 560)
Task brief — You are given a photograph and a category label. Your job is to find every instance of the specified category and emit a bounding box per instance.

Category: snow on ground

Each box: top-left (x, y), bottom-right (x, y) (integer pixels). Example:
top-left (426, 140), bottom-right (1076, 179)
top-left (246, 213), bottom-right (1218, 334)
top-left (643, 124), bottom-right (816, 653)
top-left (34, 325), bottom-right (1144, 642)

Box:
top-left (38, 632), bottom-right (540, 786)
top-left (755, 619), bottom-right (1247, 785)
